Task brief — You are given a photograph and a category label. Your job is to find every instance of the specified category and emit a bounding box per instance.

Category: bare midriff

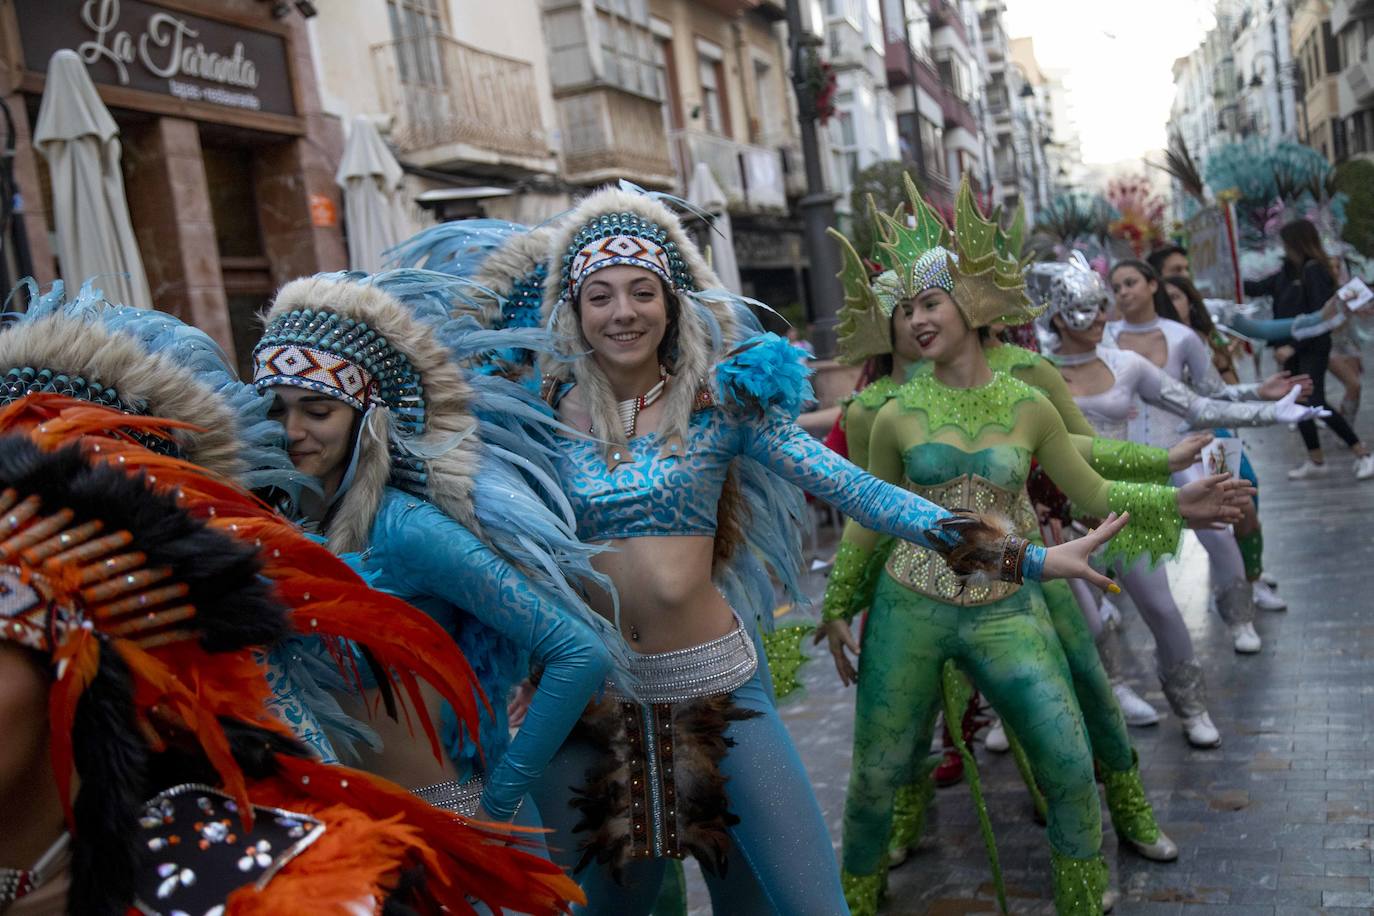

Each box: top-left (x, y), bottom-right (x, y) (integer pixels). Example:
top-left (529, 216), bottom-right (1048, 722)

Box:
top-left (586, 534), bottom-right (737, 654)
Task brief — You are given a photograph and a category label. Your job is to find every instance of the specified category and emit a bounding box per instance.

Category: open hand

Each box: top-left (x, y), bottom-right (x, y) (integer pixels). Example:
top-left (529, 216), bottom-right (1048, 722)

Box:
top-left (1258, 371), bottom-right (1312, 401)
top-left (1168, 433), bottom-right (1212, 472)
top-left (1272, 384), bottom-right (1331, 424)
top-left (812, 618), bottom-right (860, 686)
top-left (1176, 472), bottom-right (1255, 527)
top-left (1041, 512), bottom-right (1130, 591)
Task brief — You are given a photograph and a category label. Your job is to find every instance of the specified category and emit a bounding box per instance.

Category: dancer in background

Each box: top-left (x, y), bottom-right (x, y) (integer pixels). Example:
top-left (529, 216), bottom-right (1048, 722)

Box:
top-left (1032, 257), bottom-right (1325, 746)
top-left (1107, 258), bottom-right (1305, 653)
top-left (252, 270), bottom-right (617, 825)
top-left (1243, 218), bottom-right (1373, 480)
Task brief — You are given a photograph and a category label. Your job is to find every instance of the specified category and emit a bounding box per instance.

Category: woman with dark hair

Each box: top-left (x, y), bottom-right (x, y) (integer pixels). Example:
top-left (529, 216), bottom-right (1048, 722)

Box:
top-left (1164, 274), bottom-right (1287, 609)
top-left (1165, 276), bottom-right (1242, 383)
top-left (1107, 258), bottom-right (1307, 653)
top-left (1244, 218), bottom-right (1373, 480)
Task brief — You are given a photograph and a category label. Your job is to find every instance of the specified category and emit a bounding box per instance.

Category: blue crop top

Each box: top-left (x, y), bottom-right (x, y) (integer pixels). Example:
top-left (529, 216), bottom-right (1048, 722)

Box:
top-left (549, 393), bottom-right (1047, 582)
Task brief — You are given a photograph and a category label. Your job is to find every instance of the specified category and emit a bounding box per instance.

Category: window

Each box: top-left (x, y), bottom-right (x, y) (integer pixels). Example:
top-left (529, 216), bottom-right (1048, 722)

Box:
top-left (1322, 22), bottom-right (1339, 76)
top-left (596, 0), bottom-right (659, 100)
top-left (753, 57), bottom-right (778, 142)
top-left (697, 41), bottom-right (728, 136)
top-left (387, 0), bottom-right (447, 87)
top-left (920, 116), bottom-right (945, 178)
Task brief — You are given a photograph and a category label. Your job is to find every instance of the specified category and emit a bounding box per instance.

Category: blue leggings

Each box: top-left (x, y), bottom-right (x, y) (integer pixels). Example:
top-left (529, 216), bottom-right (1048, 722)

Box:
top-left (527, 662), bottom-right (848, 915)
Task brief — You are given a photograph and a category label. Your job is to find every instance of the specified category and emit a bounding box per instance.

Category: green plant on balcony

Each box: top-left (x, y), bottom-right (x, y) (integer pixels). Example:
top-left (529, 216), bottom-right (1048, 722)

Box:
top-left (1335, 159), bottom-right (1374, 257)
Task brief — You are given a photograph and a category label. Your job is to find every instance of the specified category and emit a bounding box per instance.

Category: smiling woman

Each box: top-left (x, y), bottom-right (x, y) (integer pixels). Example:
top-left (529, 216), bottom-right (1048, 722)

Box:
top-left (268, 388), bottom-right (360, 502)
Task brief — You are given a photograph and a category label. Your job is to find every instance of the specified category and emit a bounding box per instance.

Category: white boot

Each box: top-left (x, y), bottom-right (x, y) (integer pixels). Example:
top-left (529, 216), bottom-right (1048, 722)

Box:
top-left (1216, 580), bottom-right (1261, 654)
top-left (1180, 710), bottom-right (1222, 748)
top-left (1231, 622), bottom-right (1262, 654)
top-left (1112, 682), bottom-right (1161, 726)
top-left (1253, 579), bottom-right (1286, 611)
top-left (984, 717), bottom-right (1009, 752)
top-left (1161, 658), bottom-right (1222, 748)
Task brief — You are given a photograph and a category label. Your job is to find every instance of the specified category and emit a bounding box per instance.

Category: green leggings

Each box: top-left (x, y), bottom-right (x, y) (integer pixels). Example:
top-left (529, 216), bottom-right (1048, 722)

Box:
top-left (842, 574), bottom-right (1102, 874)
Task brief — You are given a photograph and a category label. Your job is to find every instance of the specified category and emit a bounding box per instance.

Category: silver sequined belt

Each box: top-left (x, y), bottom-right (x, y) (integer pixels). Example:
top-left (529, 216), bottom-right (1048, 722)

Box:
top-left (412, 775), bottom-right (485, 817)
top-left (609, 614), bottom-right (758, 704)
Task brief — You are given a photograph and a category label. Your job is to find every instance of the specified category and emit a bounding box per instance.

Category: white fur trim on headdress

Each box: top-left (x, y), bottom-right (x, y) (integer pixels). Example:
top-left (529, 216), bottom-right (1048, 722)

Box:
top-left (260, 277), bottom-right (481, 554)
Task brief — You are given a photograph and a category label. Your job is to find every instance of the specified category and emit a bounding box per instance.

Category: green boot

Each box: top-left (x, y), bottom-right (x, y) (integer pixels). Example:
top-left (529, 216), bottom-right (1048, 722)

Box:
top-left (841, 869), bottom-right (884, 916)
top-left (1101, 754), bottom-right (1178, 861)
top-left (1050, 849), bottom-right (1109, 916)
top-left (886, 774), bottom-right (934, 867)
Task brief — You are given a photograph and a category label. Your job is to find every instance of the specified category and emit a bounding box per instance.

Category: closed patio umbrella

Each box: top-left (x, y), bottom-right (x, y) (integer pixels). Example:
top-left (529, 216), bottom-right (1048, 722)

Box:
top-left (33, 49), bottom-right (150, 308)
top-left (686, 161), bottom-right (742, 294)
top-left (336, 116), bottom-right (407, 271)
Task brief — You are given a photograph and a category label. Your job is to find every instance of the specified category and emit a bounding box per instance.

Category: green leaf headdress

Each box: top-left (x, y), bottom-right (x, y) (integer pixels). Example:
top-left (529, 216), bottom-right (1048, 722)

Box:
top-left (827, 172), bottom-right (949, 365)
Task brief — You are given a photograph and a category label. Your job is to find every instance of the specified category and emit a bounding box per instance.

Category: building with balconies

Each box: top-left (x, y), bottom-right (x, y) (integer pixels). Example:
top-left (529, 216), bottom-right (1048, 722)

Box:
top-left (1292, 0), bottom-right (1343, 162)
top-left (1230, 0), bottom-right (1300, 144)
top-left (643, 0), bottom-right (808, 308)
top-left (313, 0), bottom-right (566, 226)
top-left (1008, 36), bottom-right (1052, 222)
top-left (823, 0), bottom-right (901, 218)
top-left (1330, 0), bottom-right (1374, 160)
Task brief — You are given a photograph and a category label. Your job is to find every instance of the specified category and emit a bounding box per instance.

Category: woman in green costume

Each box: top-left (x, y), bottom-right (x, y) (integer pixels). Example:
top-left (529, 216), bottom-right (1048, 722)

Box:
top-left (827, 180), bottom-right (1206, 875)
top-left (814, 179), bottom-right (1253, 915)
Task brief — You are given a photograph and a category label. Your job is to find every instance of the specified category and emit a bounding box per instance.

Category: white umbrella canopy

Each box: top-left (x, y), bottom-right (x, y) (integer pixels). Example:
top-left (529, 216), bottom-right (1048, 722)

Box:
top-left (33, 49), bottom-right (151, 309)
top-left (336, 116), bottom-right (407, 272)
top-left (685, 161), bottom-right (742, 294)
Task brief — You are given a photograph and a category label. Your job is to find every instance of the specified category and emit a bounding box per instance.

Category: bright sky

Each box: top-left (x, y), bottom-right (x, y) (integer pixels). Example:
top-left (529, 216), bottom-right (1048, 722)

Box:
top-left (1003, 0), bottom-right (1216, 166)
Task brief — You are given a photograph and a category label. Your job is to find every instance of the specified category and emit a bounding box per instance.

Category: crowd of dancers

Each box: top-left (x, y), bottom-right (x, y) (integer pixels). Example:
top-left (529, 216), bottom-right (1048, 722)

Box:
top-left (0, 172), bottom-right (1365, 916)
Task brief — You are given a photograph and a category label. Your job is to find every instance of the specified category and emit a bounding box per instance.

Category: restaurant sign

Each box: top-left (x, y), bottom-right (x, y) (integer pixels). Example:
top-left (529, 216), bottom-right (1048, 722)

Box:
top-left (16, 0), bottom-right (296, 118)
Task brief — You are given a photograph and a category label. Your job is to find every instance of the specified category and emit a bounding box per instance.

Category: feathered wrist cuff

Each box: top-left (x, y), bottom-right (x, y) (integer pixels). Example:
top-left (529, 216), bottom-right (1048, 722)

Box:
top-left (929, 510), bottom-right (1037, 584)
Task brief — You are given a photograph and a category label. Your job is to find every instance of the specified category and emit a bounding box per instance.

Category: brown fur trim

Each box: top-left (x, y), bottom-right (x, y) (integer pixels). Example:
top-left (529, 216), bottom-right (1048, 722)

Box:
top-left (264, 278), bottom-right (481, 552)
top-left (0, 315), bottom-right (244, 480)
top-left (932, 510), bottom-right (1018, 583)
top-left (568, 693), bottom-right (761, 883)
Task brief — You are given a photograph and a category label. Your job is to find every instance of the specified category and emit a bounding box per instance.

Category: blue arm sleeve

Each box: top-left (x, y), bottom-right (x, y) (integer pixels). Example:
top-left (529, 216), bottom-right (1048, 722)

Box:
top-left (1227, 310), bottom-right (1341, 343)
top-left (736, 412), bottom-right (1047, 581)
top-left (385, 502), bottom-right (611, 819)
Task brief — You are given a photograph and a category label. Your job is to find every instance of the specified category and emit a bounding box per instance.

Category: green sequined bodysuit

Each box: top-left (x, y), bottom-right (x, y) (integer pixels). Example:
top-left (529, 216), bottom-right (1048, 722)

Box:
top-left (828, 369), bottom-right (1180, 903)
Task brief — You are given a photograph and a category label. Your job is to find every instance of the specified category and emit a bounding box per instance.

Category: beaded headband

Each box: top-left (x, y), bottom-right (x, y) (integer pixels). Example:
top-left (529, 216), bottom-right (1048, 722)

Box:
top-left (560, 212), bottom-right (696, 304)
top-left (0, 489), bottom-right (198, 654)
top-left (252, 308), bottom-right (430, 494)
top-left (0, 367), bottom-right (181, 458)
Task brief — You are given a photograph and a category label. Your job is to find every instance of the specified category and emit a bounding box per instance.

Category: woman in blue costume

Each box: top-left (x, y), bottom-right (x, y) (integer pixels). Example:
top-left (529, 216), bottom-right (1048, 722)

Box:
top-left (495, 184), bottom-right (1140, 915)
top-left (813, 180), bottom-right (1253, 915)
top-left (250, 270), bottom-right (618, 825)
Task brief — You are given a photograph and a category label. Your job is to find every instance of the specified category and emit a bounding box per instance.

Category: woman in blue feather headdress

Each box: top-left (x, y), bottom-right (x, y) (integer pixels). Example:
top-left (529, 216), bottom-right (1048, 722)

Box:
top-left (249, 268), bottom-right (621, 827)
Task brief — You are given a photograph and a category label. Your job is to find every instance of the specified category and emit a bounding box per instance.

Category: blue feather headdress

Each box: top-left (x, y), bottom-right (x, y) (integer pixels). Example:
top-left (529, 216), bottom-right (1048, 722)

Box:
top-left (254, 268), bottom-right (626, 769)
top-left (1, 278), bottom-right (302, 493)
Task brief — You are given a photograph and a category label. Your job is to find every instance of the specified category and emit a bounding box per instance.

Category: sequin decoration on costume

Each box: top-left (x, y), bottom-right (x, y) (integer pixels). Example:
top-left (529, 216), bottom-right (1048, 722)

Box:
top-left (848, 376), bottom-right (902, 413)
top-left (759, 623), bottom-right (812, 698)
top-left (894, 371), bottom-right (1042, 444)
top-left (133, 784), bottom-right (325, 914)
top-left (1089, 437), bottom-right (1171, 485)
top-left (553, 401), bottom-right (954, 549)
top-left (984, 343), bottom-right (1044, 374)
top-left (0, 367), bottom-right (181, 458)
top-left (1101, 479), bottom-right (1183, 568)
top-left (561, 212), bottom-right (697, 302)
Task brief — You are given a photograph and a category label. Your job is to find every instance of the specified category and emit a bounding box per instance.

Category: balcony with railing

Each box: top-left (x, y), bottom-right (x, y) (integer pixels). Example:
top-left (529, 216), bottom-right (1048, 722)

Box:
top-left (558, 87), bottom-right (676, 188)
top-left (371, 35), bottom-right (552, 171)
top-left (1337, 34), bottom-right (1374, 116)
top-left (669, 129), bottom-right (789, 212)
